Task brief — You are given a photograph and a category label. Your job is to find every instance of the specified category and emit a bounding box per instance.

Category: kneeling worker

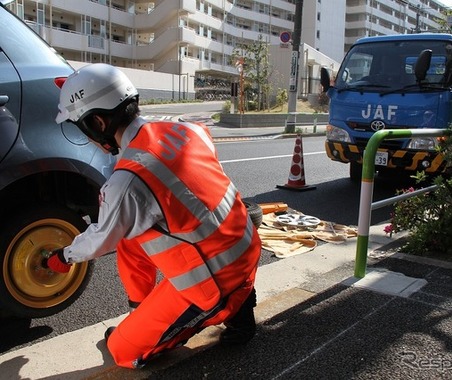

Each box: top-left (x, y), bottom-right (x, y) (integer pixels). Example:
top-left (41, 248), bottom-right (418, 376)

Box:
top-left (47, 63), bottom-right (262, 369)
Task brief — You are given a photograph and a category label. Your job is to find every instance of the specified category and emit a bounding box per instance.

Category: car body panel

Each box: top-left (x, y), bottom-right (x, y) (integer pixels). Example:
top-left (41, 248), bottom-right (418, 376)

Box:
top-left (0, 2), bottom-right (115, 317)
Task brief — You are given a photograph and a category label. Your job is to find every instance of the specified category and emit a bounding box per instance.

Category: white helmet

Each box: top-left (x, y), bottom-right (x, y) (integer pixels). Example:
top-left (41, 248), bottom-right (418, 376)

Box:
top-left (55, 63), bottom-right (138, 124)
top-left (55, 63), bottom-right (139, 155)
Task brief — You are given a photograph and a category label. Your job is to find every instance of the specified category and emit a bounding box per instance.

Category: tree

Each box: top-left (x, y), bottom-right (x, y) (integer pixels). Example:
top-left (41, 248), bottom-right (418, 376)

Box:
top-left (232, 34), bottom-right (272, 111)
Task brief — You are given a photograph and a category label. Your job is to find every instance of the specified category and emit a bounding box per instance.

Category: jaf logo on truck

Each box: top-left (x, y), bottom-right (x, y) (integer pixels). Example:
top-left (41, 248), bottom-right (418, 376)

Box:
top-left (362, 104), bottom-right (398, 121)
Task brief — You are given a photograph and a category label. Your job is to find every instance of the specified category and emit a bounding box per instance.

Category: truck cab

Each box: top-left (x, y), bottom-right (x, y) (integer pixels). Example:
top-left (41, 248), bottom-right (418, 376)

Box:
top-left (321, 33), bottom-right (452, 180)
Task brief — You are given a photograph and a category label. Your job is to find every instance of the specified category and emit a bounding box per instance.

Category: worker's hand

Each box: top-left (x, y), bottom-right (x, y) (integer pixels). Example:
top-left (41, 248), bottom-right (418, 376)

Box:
top-left (44, 248), bottom-right (72, 273)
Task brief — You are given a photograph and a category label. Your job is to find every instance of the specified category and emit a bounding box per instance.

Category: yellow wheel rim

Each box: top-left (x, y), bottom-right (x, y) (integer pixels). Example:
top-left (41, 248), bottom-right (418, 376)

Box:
top-left (3, 218), bottom-right (88, 309)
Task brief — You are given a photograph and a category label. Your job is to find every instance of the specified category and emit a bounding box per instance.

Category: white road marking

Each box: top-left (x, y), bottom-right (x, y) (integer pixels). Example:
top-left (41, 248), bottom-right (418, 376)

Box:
top-left (143, 115), bottom-right (173, 120)
top-left (219, 151), bottom-right (324, 164)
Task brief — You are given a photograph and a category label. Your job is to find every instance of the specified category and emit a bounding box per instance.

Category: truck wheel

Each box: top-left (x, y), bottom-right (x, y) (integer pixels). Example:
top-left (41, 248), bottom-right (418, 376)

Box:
top-left (0, 205), bottom-right (93, 318)
top-left (244, 201), bottom-right (263, 228)
top-left (350, 162), bottom-right (363, 181)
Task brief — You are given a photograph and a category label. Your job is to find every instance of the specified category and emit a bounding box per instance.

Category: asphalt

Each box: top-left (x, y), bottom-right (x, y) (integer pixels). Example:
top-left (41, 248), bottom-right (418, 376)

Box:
top-left (2, 116), bottom-right (452, 379)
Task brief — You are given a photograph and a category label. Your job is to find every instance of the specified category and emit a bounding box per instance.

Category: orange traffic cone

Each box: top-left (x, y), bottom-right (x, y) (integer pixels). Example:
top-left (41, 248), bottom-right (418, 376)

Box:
top-left (277, 134), bottom-right (316, 191)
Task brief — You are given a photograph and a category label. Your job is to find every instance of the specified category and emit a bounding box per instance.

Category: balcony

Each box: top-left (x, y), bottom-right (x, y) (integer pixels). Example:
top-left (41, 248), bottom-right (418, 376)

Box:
top-left (45, 27), bottom-right (89, 52)
top-left (49, 0), bottom-right (134, 26)
top-left (88, 35), bottom-right (104, 49)
top-left (110, 40), bottom-right (133, 58)
top-left (189, 12), bottom-right (224, 31)
top-left (135, 0), bottom-right (196, 30)
top-left (49, 0), bottom-right (109, 20)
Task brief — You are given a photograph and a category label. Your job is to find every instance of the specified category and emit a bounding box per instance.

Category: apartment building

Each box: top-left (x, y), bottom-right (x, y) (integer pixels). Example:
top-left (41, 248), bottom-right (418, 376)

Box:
top-left (4, 0), bottom-right (449, 101)
top-left (345, 0), bottom-right (447, 52)
top-left (5, 0), bottom-right (299, 100)
top-left (302, 0), bottom-right (346, 64)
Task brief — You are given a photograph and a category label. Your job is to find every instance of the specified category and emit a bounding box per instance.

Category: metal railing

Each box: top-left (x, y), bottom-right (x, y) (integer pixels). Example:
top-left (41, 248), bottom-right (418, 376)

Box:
top-left (354, 128), bottom-right (449, 278)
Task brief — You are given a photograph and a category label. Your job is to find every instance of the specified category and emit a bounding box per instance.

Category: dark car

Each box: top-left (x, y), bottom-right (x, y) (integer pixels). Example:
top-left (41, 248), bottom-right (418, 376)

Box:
top-left (0, 1), bottom-right (115, 317)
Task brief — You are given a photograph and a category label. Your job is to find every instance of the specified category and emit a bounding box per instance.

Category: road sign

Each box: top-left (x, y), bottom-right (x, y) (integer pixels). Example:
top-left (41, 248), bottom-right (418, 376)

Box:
top-left (280, 31), bottom-right (291, 44)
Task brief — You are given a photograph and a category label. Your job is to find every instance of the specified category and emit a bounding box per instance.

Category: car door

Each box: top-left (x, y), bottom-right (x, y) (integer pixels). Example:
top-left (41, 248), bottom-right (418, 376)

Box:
top-left (0, 51), bottom-right (20, 164)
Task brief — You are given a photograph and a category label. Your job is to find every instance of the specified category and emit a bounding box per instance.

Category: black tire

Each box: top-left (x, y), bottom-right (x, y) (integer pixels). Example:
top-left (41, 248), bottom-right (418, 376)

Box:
top-left (244, 201), bottom-right (263, 228)
top-left (349, 162), bottom-right (363, 181)
top-left (0, 205), bottom-right (94, 318)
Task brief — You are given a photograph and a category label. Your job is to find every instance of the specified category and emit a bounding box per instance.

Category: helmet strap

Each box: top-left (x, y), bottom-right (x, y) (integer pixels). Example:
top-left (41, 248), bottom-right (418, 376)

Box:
top-left (102, 116), bottom-right (121, 156)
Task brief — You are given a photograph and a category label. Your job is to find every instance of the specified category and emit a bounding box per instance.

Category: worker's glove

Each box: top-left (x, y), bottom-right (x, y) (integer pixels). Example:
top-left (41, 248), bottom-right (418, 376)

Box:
top-left (42, 248), bottom-right (72, 273)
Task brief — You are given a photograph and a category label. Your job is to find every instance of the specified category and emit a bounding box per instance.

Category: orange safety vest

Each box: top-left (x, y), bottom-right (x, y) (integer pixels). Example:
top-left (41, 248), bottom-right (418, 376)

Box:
top-left (115, 121), bottom-right (261, 311)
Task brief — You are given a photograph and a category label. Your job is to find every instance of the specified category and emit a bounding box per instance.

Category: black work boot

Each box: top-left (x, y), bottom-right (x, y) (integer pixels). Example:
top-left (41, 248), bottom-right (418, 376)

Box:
top-left (220, 288), bottom-right (257, 345)
top-left (104, 326), bottom-right (115, 343)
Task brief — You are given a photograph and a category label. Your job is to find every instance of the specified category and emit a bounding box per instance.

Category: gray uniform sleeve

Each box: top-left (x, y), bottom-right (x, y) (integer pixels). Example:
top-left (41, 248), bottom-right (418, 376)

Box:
top-left (63, 170), bottom-right (163, 263)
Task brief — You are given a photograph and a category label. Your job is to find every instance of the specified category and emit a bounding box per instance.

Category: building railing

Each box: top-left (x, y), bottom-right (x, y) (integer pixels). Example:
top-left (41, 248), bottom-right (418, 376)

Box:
top-left (354, 128), bottom-right (450, 278)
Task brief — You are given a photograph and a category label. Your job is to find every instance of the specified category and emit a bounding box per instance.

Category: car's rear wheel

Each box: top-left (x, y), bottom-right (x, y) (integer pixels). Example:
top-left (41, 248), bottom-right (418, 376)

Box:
top-left (0, 205), bottom-right (93, 318)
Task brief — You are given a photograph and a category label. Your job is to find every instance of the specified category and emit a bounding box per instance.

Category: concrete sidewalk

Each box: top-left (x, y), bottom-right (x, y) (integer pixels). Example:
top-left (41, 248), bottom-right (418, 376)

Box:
top-left (3, 223), bottom-right (452, 379)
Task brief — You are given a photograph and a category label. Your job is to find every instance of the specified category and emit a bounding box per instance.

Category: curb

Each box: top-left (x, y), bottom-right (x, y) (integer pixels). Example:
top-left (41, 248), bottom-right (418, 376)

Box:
top-left (212, 132), bottom-right (325, 143)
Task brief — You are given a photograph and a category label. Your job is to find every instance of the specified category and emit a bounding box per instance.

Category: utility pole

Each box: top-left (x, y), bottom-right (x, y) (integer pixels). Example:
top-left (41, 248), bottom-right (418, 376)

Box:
top-left (416, 5), bottom-right (420, 33)
top-left (286, 0), bottom-right (303, 133)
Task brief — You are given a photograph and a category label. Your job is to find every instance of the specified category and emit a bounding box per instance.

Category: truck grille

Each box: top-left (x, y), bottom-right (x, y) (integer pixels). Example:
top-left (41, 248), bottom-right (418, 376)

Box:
top-left (355, 138), bottom-right (404, 150)
top-left (348, 122), bottom-right (407, 133)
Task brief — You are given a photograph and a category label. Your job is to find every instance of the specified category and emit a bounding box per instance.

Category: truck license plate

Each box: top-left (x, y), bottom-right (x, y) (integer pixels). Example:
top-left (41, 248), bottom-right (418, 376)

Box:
top-left (375, 151), bottom-right (388, 166)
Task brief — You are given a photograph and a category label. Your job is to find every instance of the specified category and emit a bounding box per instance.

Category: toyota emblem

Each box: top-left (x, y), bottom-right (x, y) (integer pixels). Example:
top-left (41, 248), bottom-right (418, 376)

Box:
top-left (370, 120), bottom-right (386, 131)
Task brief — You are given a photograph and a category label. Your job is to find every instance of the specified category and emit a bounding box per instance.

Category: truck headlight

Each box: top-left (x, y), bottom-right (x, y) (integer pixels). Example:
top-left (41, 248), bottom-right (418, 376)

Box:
top-left (326, 125), bottom-right (351, 142)
top-left (407, 137), bottom-right (438, 150)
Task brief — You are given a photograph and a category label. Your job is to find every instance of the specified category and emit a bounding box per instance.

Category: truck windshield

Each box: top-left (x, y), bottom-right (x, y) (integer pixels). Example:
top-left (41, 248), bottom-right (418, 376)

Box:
top-left (336, 39), bottom-right (452, 92)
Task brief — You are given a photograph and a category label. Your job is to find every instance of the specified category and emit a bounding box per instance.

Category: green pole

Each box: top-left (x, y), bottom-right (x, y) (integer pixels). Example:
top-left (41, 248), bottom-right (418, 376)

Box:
top-left (354, 128), bottom-right (447, 278)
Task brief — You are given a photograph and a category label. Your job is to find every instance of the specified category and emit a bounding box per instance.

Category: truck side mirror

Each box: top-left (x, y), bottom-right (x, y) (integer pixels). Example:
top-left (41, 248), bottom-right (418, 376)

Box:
top-left (414, 49), bottom-right (432, 82)
top-left (320, 67), bottom-right (331, 92)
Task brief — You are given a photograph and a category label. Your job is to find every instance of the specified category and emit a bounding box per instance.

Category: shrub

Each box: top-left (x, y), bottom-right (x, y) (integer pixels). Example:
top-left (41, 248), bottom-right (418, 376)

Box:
top-left (276, 88), bottom-right (288, 111)
top-left (222, 100), bottom-right (231, 114)
top-left (384, 130), bottom-right (452, 258)
top-left (247, 100), bottom-right (257, 111)
top-left (386, 178), bottom-right (452, 254)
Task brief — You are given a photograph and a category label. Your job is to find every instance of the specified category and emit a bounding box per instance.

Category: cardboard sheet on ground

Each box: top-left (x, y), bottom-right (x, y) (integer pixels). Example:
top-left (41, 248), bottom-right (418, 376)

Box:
top-left (258, 210), bottom-right (357, 259)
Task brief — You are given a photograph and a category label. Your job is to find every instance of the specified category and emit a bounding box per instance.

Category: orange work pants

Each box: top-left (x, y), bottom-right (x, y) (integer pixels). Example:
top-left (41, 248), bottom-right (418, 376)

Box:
top-left (107, 238), bottom-right (257, 369)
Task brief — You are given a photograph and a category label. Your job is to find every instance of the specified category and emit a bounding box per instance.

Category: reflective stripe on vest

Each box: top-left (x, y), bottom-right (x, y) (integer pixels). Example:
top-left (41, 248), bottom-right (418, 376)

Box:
top-left (121, 147), bottom-right (238, 243)
top-left (141, 216), bottom-right (254, 291)
top-left (180, 121), bottom-right (216, 155)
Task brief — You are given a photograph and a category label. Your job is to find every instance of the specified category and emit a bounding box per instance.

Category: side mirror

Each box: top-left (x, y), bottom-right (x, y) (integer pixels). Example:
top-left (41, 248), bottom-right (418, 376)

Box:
top-left (414, 49), bottom-right (432, 82)
top-left (320, 67), bottom-right (331, 92)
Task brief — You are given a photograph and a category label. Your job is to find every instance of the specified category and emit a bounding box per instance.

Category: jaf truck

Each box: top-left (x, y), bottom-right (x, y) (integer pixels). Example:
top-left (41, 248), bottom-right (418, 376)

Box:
top-left (320, 33), bottom-right (452, 180)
